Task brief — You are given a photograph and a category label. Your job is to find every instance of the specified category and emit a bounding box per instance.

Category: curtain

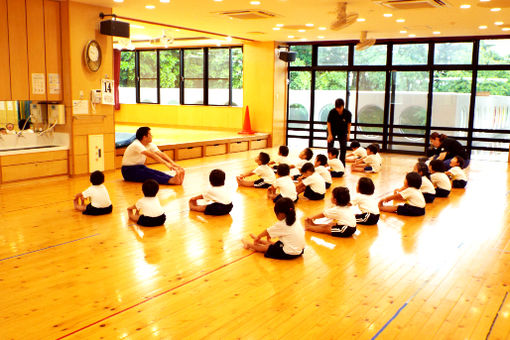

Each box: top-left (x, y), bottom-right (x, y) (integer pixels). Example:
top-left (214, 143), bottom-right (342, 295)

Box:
top-left (114, 49), bottom-right (121, 110)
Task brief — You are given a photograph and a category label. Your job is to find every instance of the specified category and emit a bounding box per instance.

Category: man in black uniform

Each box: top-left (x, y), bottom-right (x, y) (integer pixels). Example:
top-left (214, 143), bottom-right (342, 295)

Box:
top-left (327, 98), bottom-right (351, 165)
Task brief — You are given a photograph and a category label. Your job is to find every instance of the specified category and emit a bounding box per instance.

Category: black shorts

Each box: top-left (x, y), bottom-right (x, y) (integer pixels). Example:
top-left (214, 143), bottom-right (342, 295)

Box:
top-left (423, 193), bottom-right (435, 203)
top-left (138, 214), bottom-right (166, 227)
top-left (304, 186), bottom-right (325, 201)
top-left (331, 171), bottom-right (344, 178)
top-left (452, 180), bottom-right (467, 188)
top-left (331, 225), bottom-right (357, 238)
top-left (435, 188), bottom-right (451, 197)
top-left (204, 202), bottom-right (233, 216)
top-left (272, 194), bottom-right (298, 204)
top-left (83, 204), bottom-right (113, 216)
top-left (292, 174), bottom-right (300, 181)
top-left (355, 212), bottom-right (379, 225)
top-left (397, 204), bottom-right (425, 216)
top-left (264, 241), bottom-right (303, 260)
top-left (254, 178), bottom-right (271, 189)
top-left (325, 182), bottom-right (332, 189)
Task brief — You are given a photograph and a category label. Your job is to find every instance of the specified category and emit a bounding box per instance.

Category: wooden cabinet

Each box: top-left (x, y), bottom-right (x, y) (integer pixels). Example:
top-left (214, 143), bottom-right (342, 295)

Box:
top-left (26, 0), bottom-right (47, 101)
top-left (44, 0), bottom-right (62, 101)
top-left (7, 0), bottom-right (30, 100)
top-left (176, 146), bottom-right (203, 160)
top-left (0, 0), bottom-right (12, 100)
top-left (205, 144), bottom-right (227, 156)
top-left (229, 141), bottom-right (248, 153)
top-left (1, 150), bottom-right (68, 182)
top-left (249, 139), bottom-right (268, 150)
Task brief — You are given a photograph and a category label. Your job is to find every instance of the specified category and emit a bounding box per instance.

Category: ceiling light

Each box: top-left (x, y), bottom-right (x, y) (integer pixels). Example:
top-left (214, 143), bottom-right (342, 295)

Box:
top-left (298, 29), bottom-right (306, 32)
top-left (383, 13), bottom-right (393, 17)
top-left (357, 18), bottom-right (366, 22)
top-left (276, 23), bottom-right (284, 27)
top-left (318, 27), bottom-right (327, 30)
top-left (131, 24), bottom-right (145, 29)
top-left (480, 0), bottom-right (491, 2)
top-left (113, 0), bottom-right (124, 3)
top-left (300, 38), bottom-right (307, 41)
top-left (433, 31), bottom-right (441, 34)
top-left (491, 7), bottom-right (501, 11)
top-left (479, 25), bottom-right (488, 29)
top-left (396, 18), bottom-right (405, 23)
top-left (400, 30), bottom-right (407, 33)
top-left (226, 36), bottom-right (232, 42)
top-left (160, 0), bottom-right (170, 3)
top-left (213, 0), bottom-right (223, 2)
top-left (273, 27), bottom-right (280, 30)
top-left (288, 35), bottom-right (294, 38)
top-left (305, 23), bottom-right (314, 27)
top-left (502, 27), bottom-right (510, 31)
top-left (495, 21), bottom-right (503, 25)
top-left (460, 4), bottom-right (471, 8)
top-left (145, 5), bottom-right (155, 9)
top-left (318, 36), bottom-right (325, 39)
top-left (409, 34), bottom-right (416, 37)
top-left (250, 1), bottom-right (261, 4)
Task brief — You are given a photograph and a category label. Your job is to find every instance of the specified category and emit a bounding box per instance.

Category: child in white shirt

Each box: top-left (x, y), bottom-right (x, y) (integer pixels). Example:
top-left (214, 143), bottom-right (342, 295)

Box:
top-left (127, 179), bottom-right (166, 227)
top-left (379, 172), bottom-right (426, 216)
top-left (291, 147), bottom-right (314, 179)
top-left (328, 148), bottom-right (345, 178)
top-left (304, 187), bottom-right (357, 237)
top-left (446, 156), bottom-right (468, 189)
top-left (267, 164), bottom-right (298, 203)
top-left (352, 144), bottom-right (382, 173)
top-left (415, 162), bottom-right (436, 203)
top-left (269, 145), bottom-right (290, 171)
top-left (351, 177), bottom-right (380, 225)
top-left (315, 154), bottom-right (333, 189)
top-left (237, 152), bottom-right (276, 188)
top-left (345, 140), bottom-right (367, 163)
top-left (296, 162), bottom-right (326, 200)
top-left (189, 169), bottom-right (233, 215)
top-left (242, 198), bottom-right (305, 260)
top-left (74, 170), bottom-right (113, 215)
top-left (429, 159), bottom-right (452, 197)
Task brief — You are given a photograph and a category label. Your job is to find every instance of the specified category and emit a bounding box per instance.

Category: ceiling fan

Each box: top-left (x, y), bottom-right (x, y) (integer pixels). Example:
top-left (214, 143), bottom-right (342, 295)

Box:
top-left (330, 2), bottom-right (359, 31)
top-left (355, 31), bottom-right (376, 51)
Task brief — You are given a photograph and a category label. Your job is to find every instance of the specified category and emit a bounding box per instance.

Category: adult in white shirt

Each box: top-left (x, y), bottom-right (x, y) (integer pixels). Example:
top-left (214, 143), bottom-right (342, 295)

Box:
top-left (121, 127), bottom-right (184, 185)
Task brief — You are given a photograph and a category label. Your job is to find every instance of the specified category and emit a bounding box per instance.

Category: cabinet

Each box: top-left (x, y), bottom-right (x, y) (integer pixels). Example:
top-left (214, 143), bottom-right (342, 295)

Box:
top-left (44, 0), bottom-right (62, 101)
top-left (0, 0), bottom-right (11, 100)
top-left (27, 0), bottom-right (47, 101)
top-left (1, 150), bottom-right (68, 182)
top-left (7, 0), bottom-right (30, 100)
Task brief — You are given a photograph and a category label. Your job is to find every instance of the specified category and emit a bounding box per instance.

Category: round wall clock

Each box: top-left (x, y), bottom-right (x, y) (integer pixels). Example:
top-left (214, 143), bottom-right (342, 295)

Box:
top-left (84, 40), bottom-right (102, 72)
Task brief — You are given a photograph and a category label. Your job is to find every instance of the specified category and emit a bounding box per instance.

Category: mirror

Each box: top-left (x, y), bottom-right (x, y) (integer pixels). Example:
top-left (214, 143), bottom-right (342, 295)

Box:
top-left (0, 101), bottom-right (48, 135)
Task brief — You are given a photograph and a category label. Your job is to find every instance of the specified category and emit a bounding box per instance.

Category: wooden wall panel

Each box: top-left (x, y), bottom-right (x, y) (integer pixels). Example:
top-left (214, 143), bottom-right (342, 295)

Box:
top-left (26, 0), bottom-right (47, 101)
top-left (7, 0), bottom-right (29, 100)
top-left (44, 0), bottom-right (62, 101)
top-left (0, 0), bottom-right (12, 100)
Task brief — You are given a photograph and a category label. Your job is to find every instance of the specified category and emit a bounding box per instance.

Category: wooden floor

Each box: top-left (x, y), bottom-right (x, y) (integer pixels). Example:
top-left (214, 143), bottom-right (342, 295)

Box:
top-left (1, 148), bottom-right (510, 339)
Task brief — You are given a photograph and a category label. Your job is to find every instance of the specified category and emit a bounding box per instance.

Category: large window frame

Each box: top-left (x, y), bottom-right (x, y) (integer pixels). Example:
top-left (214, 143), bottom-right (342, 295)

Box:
top-left (287, 37), bottom-right (510, 157)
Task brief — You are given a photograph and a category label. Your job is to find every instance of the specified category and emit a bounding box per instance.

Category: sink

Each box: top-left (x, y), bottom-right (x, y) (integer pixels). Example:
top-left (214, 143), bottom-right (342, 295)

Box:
top-left (0, 145), bottom-right (60, 152)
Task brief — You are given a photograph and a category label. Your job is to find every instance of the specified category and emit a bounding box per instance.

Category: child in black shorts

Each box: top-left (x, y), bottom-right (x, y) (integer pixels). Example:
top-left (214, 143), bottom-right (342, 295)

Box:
top-left (127, 179), bottom-right (166, 226)
top-left (189, 169), bottom-right (233, 215)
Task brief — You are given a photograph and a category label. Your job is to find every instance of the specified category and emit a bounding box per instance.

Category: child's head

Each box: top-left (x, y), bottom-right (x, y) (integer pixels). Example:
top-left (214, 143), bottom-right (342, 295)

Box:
top-left (429, 159), bottom-right (445, 173)
top-left (274, 197), bottom-right (296, 226)
top-left (350, 140), bottom-right (360, 150)
top-left (299, 147), bottom-right (313, 161)
top-left (328, 147), bottom-right (339, 159)
top-left (366, 144), bottom-right (378, 155)
top-left (414, 162), bottom-right (430, 178)
top-left (209, 169), bottom-right (225, 187)
top-left (315, 154), bottom-right (328, 166)
top-left (451, 156), bottom-right (464, 168)
top-left (0, 128), bottom-right (6, 135)
top-left (257, 152), bottom-right (270, 165)
top-left (142, 179), bottom-right (159, 197)
top-left (276, 163), bottom-right (290, 177)
top-left (332, 186), bottom-right (350, 206)
top-left (405, 172), bottom-right (422, 189)
top-left (278, 145), bottom-right (289, 157)
top-left (357, 177), bottom-right (375, 195)
top-left (89, 170), bottom-right (105, 185)
top-left (300, 162), bottom-right (315, 176)
top-left (136, 126), bottom-right (152, 142)
top-left (6, 123), bottom-right (14, 131)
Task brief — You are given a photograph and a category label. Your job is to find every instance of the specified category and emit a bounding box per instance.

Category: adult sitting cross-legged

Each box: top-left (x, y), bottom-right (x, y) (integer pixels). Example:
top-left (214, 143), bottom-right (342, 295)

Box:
top-left (121, 127), bottom-right (185, 185)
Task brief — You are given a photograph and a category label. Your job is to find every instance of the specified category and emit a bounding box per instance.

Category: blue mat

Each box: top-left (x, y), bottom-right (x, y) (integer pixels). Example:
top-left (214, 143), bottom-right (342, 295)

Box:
top-left (115, 132), bottom-right (136, 148)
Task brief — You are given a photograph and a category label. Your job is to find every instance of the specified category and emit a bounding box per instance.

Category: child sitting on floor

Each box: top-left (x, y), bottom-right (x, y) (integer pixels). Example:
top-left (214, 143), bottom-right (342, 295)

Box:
top-left (314, 154), bottom-right (333, 189)
top-left (189, 169), bottom-right (233, 215)
top-left (241, 198), bottom-right (305, 260)
top-left (446, 156), bottom-right (468, 189)
top-left (267, 164), bottom-right (298, 203)
top-left (351, 144), bottom-right (382, 173)
top-left (291, 147), bottom-right (314, 179)
top-left (74, 170), bottom-right (113, 215)
top-left (127, 179), bottom-right (166, 227)
top-left (351, 177), bottom-right (380, 225)
top-left (269, 145), bottom-right (291, 171)
top-left (304, 186), bottom-right (357, 237)
top-left (328, 148), bottom-right (345, 178)
top-left (237, 152), bottom-right (276, 189)
top-left (296, 162), bottom-right (326, 201)
top-left (429, 159), bottom-right (452, 197)
top-left (345, 140), bottom-right (367, 163)
top-left (379, 172), bottom-right (426, 216)
top-left (415, 162), bottom-right (436, 203)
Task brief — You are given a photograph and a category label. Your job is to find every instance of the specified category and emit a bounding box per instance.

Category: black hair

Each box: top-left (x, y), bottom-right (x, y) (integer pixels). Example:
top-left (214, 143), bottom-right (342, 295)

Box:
top-left (300, 162), bottom-right (315, 174)
top-left (142, 179), bottom-right (159, 197)
top-left (335, 98), bottom-right (345, 108)
top-left (358, 177), bottom-right (375, 195)
top-left (276, 163), bottom-right (290, 177)
top-left (278, 145), bottom-right (289, 157)
top-left (453, 156), bottom-right (465, 168)
top-left (316, 154), bottom-right (328, 166)
top-left (415, 162), bottom-right (431, 180)
top-left (350, 140), bottom-right (360, 149)
top-left (18, 119), bottom-right (30, 130)
top-left (258, 152), bottom-right (270, 165)
top-left (0, 128), bottom-right (5, 132)
top-left (371, 143), bottom-right (380, 152)
top-left (274, 197), bottom-right (296, 226)
top-left (332, 187), bottom-right (350, 206)
top-left (209, 169), bottom-right (225, 187)
top-left (406, 172), bottom-right (422, 189)
top-left (328, 147), bottom-right (339, 158)
top-left (302, 148), bottom-right (313, 160)
top-left (367, 144), bottom-right (378, 154)
top-left (430, 159), bottom-right (445, 172)
top-left (90, 170), bottom-right (105, 185)
top-left (136, 126), bottom-right (151, 141)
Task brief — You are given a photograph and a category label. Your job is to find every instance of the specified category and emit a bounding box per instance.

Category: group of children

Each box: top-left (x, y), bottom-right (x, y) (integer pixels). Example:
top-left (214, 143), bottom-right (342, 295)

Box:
top-left (73, 140), bottom-right (468, 261)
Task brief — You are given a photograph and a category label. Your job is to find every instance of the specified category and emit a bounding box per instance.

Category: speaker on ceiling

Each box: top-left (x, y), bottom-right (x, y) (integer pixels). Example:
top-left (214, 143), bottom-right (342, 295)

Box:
top-left (100, 20), bottom-right (130, 38)
top-left (278, 51), bottom-right (297, 62)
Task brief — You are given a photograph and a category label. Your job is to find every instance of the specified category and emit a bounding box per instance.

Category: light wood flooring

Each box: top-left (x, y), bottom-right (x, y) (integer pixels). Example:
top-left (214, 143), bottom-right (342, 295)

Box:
top-left (1, 148), bottom-right (509, 339)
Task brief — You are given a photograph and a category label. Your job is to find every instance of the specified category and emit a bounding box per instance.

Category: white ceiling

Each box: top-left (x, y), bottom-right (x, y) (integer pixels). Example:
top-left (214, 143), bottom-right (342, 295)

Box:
top-left (77, 0), bottom-right (510, 47)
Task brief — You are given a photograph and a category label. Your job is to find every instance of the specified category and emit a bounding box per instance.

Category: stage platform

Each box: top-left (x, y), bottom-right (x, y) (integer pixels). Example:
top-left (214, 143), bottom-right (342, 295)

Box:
top-left (115, 124), bottom-right (270, 168)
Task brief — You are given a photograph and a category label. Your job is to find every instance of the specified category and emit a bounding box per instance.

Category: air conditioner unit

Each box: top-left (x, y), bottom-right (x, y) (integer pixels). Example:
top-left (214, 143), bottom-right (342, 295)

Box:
top-left (373, 0), bottom-right (450, 10)
top-left (216, 10), bottom-right (276, 19)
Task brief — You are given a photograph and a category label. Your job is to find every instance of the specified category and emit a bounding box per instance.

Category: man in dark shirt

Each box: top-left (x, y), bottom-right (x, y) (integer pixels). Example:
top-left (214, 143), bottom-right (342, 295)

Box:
top-left (327, 98), bottom-right (352, 164)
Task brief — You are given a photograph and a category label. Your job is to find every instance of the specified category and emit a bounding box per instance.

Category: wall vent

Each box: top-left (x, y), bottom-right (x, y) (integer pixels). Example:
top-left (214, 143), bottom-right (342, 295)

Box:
top-left (216, 10), bottom-right (276, 19)
top-left (373, 0), bottom-right (450, 10)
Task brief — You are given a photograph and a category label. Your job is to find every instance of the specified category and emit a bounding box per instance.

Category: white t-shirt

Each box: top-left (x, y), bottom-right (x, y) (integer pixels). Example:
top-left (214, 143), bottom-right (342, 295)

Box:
top-left (351, 193), bottom-right (379, 214)
top-left (328, 158), bottom-right (345, 172)
top-left (122, 140), bottom-right (160, 166)
top-left (291, 159), bottom-right (312, 177)
top-left (254, 165), bottom-right (276, 185)
top-left (135, 196), bottom-right (165, 217)
top-left (203, 185), bottom-right (232, 205)
top-left (82, 184), bottom-right (112, 208)
top-left (323, 205), bottom-right (356, 227)
top-left (274, 176), bottom-right (298, 201)
top-left (315, 165), bottom-right (332, 184)
top-left (275, 155), bottom-right (291, 166)
top-left (267, 219), bottom-right (305, 255)
top-left (431, 172), bottom-right (452, 191)
top-left (400, 187), bottom-right (426, 208)
top-left (302, 172), bottom-right (326, 194)
top-left (449, 166), bottom-right (467, 181)
top-left (353, 147), bottom-right (367, 158)
top-left (420, 176), bottom-right (436, 195)
top-left (365, 154), bottom-right (382, 173)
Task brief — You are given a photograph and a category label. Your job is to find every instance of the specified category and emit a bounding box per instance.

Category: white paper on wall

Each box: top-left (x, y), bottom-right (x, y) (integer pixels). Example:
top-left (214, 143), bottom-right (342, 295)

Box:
top-left (72, 100), bottom-right (89, 115)
top-left (32, 73), bottom-right (46, 95)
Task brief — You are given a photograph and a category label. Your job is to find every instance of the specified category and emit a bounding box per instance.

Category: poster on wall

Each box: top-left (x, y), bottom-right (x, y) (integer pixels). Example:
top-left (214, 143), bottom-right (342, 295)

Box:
top-left (32, 73), bottom-right (46, 95)
top-left (101, 79), bottom-right (114, 105)
top-left (72, 100), bottom-right (89, 115)
top-left (48, 73), bottom-right (61, 95)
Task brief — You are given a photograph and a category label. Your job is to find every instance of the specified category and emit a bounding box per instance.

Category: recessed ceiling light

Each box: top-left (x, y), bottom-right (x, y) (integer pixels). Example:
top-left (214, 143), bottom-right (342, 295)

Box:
top-left (298, 29), bottom-right (306, 32)
top-left (502, 27), bottom-right (510, 31)
top-left (213, 0), bottom-right (223, 2)
top-left (305, 23), bottom-right (314, 27)
top-left (396, 18), bottom-right (405, 23)
top-left (460, 4), bottom-right (471, 8)
top-left (226, 36), bottom-right (232, 42)
top-left (273, 27), bottom-right (280, 30)
top-left (433, 31), bottom-right (441, 34)
top-left (288, 35), bottom-right (294, 38)
top-left (400, 30), bottom-right (407, 34)
top-left (495, 21), bottom-right (504, 25)
top-left (131, 24), bottom-right (145, 29)
top-left (357, 18), bottom-right (366, 22)
top-left (409, 34), bottom-right (416, 37)
top-left (113, 0), bottom-right (124, 3)
top-left (276, 23), bottom-right (284, 27)
top-left (479, 25), bottom-right (488, 29)
top-left (318, 27), bottom-right (327, 30)
top-left (250, 1), bottom-right (261, 5)
top-left (480, 0), bottom-right (490, 2)
top-left (300, 38), bottom-right (307, 41)
top-left (383, 13), bottom-right (393, 17)
top-left (318, 36), bottom-right (325, 39)
top-left (491, 7), bottom-right (501, 11)
top-left (160, 0), bottom-right (170, 3)
top-left (145, 5), bottom-right (155, 9)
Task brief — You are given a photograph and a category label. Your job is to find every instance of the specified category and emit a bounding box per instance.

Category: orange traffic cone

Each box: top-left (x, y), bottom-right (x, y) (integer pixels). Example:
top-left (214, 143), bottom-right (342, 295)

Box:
top-left (238, 106), bottom-right (255, 135)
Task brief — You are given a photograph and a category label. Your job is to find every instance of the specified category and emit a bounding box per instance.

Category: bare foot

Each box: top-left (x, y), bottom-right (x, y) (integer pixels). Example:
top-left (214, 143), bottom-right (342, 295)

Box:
top-left (241, 239), bottom-right (250, 249)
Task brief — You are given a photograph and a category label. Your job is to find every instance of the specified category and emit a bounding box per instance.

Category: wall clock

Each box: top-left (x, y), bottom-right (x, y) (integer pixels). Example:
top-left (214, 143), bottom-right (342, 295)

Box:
top-left (84, 40), bottom-right (102, 72)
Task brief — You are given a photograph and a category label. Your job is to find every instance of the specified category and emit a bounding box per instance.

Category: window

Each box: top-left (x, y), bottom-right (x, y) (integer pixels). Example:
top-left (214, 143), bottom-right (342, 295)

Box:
top-left (231, 47), bottom-right (243, 107)
top-left (183, 49), bottom-right (204, 105)
top-left (159, 50), bottom-right (180, 105)
top-left (479, 39), bottom-right (510, 65)
top-left (393, 44), bottom-right (428, 65)
top-left (290, 45), bottom-right (312, 66)
top-left (208, 48), bottom-right (230, 106)
top-left (119, 51), bottom-right (136, 104)
top-left (434, 42), bottom-right (473, 65)
top-left (354, 45), bottom-right (387, 65)
top-left (317, 46), bottom-right (348, 66)
top-left (138, 50), bottom-right (158, 104)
